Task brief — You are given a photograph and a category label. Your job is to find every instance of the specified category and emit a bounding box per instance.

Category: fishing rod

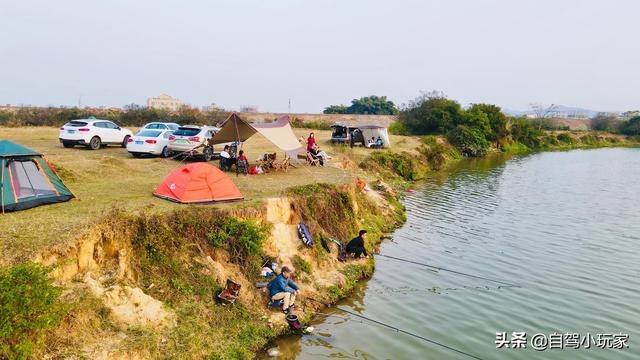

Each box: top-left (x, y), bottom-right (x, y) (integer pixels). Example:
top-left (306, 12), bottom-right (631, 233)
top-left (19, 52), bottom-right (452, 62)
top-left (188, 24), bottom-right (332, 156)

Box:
top-left (376, 253), bottom-right (520, 288)
top-left (307, 298), bottom-right (485, 360)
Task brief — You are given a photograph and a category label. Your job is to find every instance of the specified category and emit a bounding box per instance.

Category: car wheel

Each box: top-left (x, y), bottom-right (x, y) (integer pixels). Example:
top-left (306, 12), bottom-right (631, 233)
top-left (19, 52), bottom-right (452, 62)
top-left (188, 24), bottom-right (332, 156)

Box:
top-left (203, 147), bottom-right (214, 161)
top-left (89, 136), bottom-right (101, 150)
top-left (62, 141), bottom-right (75, 148)
top-left (122, 135), bottom-right (130, 148)
top-left (131, 152), bottom-right (142, 158)
top-left (161, 146), bottom-right (170, 158)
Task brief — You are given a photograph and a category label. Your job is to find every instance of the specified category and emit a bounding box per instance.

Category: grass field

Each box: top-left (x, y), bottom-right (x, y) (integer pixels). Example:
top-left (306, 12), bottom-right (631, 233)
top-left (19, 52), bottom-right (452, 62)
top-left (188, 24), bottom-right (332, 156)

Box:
top-left (0, 126), bottom-right (421, 265)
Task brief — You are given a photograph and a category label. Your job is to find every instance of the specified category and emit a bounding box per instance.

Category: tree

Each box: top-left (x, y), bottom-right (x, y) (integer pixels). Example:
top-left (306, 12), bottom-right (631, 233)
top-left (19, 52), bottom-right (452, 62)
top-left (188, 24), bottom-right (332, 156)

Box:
top-left (510, 117), bottom-right (543, 148)
top-left (323, 104), bottom-right (348, 114)
top-left (398, 92), bottom-right (462, 135)
top-left (447, 125), bottom-right (489, 157)
top-left (620, 116), bottom-right (640, 136)
top-left (467, 103), bottom-right (508, 145)
top-left (591, 113), bottom-right (622, 132)
top-left (345, 95), bottom-right (398, 115)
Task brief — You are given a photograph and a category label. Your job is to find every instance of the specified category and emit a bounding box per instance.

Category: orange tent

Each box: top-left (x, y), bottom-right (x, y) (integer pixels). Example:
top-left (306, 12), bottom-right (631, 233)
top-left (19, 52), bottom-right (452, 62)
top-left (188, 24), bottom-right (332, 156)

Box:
top-left (153, 163), bottom-right (243, 203)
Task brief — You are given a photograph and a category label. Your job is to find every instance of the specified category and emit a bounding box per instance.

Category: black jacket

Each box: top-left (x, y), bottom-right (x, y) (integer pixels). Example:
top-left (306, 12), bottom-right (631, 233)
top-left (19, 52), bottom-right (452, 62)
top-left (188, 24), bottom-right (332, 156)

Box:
top-left (346, 236), bottom-right (365, 252)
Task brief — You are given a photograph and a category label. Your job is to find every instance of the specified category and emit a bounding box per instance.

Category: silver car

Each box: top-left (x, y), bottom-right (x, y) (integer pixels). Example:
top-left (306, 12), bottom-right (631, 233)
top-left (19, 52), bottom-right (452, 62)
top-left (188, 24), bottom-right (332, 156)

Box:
top-left (167, 125), bottom-right (220, 161)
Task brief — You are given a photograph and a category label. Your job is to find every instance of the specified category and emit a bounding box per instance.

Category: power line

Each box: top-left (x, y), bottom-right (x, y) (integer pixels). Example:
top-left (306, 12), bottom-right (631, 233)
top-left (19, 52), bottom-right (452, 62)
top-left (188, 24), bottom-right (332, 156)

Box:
top-left (308, 298), bottom-right (486, 360)
top-left (376, 253), bottom-right (520, 288)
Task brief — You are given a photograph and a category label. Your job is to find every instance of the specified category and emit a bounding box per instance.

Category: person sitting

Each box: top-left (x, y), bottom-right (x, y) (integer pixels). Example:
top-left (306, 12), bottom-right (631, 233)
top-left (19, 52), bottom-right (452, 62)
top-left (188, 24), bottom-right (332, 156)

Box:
top-left (367, 137), bottom-right (375, 148)
top-left (308, 147), bottom-right (324, 166)
top-left (236, 150), bottom-right (249, 175)
top-left (346, 229), bottom-right (369, 259)
top-left (219, 145), bottom-right (232, 171)
top-left (313, 144), bottom-right (331, 162)
top-left (267, 266), bottom-right (300, 314)
top-left (375, 136), bottom-right (384, 148)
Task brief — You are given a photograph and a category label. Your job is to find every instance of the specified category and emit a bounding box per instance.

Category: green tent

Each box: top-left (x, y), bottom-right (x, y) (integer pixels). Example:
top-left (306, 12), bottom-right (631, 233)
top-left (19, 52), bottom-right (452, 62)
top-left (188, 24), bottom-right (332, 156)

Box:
top-left (0, 140), bottom-right (74, 212)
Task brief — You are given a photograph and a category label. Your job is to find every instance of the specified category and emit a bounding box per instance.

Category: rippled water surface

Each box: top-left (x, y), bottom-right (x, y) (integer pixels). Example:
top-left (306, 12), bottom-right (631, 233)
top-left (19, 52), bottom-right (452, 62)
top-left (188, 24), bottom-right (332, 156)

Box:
top-left (260, 148), bottom-right (640, 360)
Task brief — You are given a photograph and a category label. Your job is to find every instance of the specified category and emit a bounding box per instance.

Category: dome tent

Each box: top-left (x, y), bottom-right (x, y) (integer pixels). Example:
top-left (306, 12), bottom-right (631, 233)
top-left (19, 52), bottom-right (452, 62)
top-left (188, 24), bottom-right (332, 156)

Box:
top-left (153, 163), bottom-right (243, 203)
top-left (0, 140), bottom-right (74, 212)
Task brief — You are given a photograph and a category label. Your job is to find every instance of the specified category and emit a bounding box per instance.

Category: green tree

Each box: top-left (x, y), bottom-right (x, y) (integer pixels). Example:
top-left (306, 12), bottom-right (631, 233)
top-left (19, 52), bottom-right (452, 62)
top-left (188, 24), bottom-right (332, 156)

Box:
top-left (620, 116), bottom-right (640, 135)
top-left (446, 125), bottom-right (489, 157)
top-left (398, 93), bottom-right (462, 135)
top-left (467, 103), bottom-right (508, 145)
top-left (510, 117), bottom-right (543, 148)
top-left (323, 104), bottom-right (348, 114)
top-left (345, 95), bottom-right (398, 115)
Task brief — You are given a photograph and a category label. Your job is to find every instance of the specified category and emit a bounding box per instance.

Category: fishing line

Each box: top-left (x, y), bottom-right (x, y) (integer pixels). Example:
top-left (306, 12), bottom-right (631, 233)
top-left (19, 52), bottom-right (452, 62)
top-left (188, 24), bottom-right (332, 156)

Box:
top-left (307, 298), bottom-right (485, 360)
top-left (376, 253), bottom-right (519, 288)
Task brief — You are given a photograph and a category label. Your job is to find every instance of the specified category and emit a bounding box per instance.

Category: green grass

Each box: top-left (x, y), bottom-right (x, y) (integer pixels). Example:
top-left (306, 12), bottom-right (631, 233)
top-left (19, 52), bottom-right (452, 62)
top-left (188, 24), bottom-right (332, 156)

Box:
top-left (0, 127), bottom-right (420, 265)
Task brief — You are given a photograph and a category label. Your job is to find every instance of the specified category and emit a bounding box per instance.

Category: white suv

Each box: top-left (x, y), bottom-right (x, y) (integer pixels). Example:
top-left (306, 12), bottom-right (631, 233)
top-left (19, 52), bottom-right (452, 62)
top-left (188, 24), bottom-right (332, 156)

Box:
top-left (59, 119), bottom-right (133, 150)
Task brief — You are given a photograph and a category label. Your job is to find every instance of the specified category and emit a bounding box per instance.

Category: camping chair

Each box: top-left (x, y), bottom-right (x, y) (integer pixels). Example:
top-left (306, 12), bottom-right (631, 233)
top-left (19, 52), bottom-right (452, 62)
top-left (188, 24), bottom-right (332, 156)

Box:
top-left (236, 158), bottom-right (249, 176)
top-left (272, 155), bottom-right (291, 172)
top-left (257, 153), bottom-right (276, 172)
top-left (306, 152), bottom-right (320, 166)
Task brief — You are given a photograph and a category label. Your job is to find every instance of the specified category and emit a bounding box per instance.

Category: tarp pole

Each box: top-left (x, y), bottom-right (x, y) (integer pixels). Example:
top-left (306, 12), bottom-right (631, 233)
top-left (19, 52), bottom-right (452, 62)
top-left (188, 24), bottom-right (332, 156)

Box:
top-left (234, 114), bottom-right (242, 150)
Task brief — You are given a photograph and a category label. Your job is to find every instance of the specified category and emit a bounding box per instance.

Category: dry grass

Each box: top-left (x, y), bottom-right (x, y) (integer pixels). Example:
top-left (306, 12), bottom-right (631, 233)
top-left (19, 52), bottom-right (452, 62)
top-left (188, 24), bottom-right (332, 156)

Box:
top-left (0, 126), bottom-right (420, 265)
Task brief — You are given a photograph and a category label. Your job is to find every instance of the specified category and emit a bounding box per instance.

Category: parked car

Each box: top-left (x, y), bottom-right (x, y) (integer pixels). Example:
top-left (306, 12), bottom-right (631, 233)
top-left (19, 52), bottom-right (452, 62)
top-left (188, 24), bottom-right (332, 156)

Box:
top-left (59, 119), bottom-right (133, 150)
top-left (142, 122), bottom-right (180, 131)
top-left (126, 129), bottom-right (174, 158)
top-left (168, 125), bottom-right (221, 161)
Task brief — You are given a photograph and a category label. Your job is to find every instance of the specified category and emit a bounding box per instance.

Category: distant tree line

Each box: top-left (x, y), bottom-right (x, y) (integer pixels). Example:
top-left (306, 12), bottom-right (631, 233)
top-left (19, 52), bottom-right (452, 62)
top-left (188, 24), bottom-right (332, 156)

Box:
top-left (0, 105), bottom-right (230, 127)
top-left (590, 112), bottom-right (640, 136)
top-left (323, 96), bottom-right (398, 115)
top-left (392, 91), bottom-right (640, 157)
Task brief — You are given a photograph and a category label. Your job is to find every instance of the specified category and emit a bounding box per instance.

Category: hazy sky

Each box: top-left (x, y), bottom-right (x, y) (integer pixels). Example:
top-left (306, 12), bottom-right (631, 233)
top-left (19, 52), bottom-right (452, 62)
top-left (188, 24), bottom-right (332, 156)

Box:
top-left (1, 0), bottom-right (639, 112)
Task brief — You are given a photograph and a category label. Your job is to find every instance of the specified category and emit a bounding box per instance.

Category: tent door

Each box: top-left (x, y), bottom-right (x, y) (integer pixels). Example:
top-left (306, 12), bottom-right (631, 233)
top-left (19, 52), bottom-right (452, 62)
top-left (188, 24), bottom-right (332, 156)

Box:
top-left (8, 159), bottom-right (57, 200)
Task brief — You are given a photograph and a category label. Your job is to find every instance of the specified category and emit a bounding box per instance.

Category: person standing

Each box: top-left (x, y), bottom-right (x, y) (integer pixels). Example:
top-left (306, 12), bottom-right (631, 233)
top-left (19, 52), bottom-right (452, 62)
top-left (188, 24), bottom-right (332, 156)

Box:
top-left (306, 132), bottom-right (316, 152)
top-left (346, 230), bottom-right (369, 258)
top-left (267, 266), bottom-right (301, 314)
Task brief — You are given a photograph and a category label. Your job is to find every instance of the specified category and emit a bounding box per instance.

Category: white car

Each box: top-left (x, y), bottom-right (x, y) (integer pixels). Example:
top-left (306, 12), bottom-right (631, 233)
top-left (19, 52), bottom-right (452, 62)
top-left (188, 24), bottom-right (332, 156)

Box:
top-left (59, 119), bottom-right (133, 150)
top-left (168, 125), bottom-right (221, 161)
top-left (127, 129), bottom-right (174, 158)
top-left (142, 122), bottom-right (180, 131)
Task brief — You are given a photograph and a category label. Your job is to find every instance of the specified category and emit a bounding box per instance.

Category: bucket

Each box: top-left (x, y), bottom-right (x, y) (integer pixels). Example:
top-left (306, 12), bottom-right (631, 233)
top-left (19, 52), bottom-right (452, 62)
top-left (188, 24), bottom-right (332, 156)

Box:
top-left (285, 314), bottom-right (301, 330)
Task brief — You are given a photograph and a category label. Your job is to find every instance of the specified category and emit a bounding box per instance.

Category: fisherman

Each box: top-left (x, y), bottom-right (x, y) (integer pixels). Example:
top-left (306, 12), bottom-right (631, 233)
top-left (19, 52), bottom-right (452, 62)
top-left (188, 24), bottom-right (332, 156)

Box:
top-left (346, 229), bottom-right (369, 259)
top-left (267, 266), bottom-right (301, 314)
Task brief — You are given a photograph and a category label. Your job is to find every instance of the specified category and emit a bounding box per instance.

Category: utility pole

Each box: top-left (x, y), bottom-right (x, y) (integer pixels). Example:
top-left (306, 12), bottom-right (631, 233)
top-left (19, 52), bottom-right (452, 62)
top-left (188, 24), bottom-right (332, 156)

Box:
top-left (288, 98), bottom-right (291, 114)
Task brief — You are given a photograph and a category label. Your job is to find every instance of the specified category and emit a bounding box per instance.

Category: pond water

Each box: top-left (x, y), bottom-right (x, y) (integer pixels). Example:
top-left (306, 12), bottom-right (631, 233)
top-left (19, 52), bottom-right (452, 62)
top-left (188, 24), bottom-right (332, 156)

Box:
top-left (259, 147), bottom-right (640, 360)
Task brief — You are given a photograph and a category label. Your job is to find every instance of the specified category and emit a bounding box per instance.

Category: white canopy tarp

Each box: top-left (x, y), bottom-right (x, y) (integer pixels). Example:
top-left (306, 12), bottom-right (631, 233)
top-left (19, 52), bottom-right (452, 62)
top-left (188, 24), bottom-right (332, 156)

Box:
top-left (209, 114), bottom-right (303, 157)
top-left (252, 115), bottom-right (304, 156)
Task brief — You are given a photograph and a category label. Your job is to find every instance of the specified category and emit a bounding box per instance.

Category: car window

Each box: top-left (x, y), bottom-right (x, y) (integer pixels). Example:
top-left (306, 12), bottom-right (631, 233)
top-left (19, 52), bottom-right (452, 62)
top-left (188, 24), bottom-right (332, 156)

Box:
top-left (173, 128), bottom-right (200, 136)
top-left (163, 131), bottom-right (173, 139)
top-left (137, 130), bottom-right (161, 137)
top-left (94, 122), bottom-right (106, 128)
top-left (167, 124), bottom-right (179, 130)
top-left (65, 121), bottom-right (88, 127)
top-left (105, 122), bottom-right (119, 129)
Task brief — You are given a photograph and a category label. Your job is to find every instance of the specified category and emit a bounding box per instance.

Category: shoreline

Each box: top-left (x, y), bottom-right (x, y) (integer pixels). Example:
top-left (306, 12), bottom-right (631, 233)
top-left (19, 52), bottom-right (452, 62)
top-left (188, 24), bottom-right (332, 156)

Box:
top-left (1, 125), bottom-right (637, 359)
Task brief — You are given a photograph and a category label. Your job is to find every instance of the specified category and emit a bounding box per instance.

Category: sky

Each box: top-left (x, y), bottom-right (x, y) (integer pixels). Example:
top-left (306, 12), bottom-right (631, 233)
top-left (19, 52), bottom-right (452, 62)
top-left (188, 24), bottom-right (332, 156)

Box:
top-left (1, 0), bottom-right (639, 113)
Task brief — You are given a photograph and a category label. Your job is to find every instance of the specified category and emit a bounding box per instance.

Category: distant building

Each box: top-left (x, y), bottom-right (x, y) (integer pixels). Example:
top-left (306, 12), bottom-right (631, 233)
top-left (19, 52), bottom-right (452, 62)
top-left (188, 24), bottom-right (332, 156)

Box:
top-left (147, 94), bottom-right (186, 111)
top-left (239, 105), bottom-right (259, 113)
top-left (202, 103), bottom-right (220, 112)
